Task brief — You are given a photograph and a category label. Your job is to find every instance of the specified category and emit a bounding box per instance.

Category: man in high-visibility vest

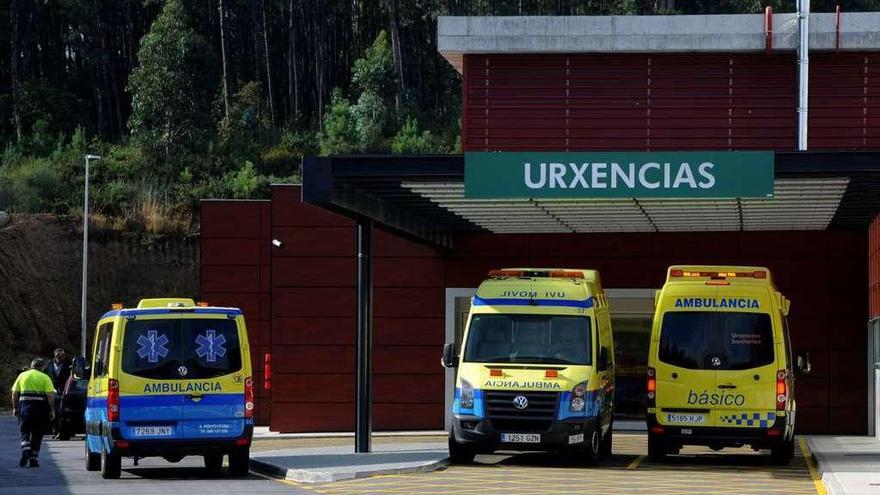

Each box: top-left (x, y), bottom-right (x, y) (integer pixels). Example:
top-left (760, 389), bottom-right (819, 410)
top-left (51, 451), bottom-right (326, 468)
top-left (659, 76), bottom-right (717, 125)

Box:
top-left (11, 358), bottom-right (56, 467)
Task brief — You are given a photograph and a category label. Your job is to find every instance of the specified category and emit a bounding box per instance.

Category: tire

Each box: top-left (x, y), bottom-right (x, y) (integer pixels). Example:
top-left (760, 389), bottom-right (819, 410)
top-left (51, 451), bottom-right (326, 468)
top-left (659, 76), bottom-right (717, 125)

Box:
top-left (100, 446), bottom-right (121, 479)
top-left (447, 436), bottom-right (476, 464)
top-left (582, 428), bottom-right (602, 466)
top-left (85, 441), bottom-right (101, 472)
top-left (204, 453), bottom-right (223, 474)
top-left (770, 438), bottom-right (795, 466)
top-left (600, 424), bottom-right (613, 460)
top-left (58, 426), bottom-right (71, 441)
top-left (228, 447), bottom-right (250, 477)
top-left (647, 432), bottom-right (667, 462)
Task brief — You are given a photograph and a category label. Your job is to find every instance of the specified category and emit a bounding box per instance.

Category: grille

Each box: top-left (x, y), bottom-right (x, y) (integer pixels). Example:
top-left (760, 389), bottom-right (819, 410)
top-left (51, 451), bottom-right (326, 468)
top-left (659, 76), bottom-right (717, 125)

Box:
top-left (485, 391), bottom-right (559, 432)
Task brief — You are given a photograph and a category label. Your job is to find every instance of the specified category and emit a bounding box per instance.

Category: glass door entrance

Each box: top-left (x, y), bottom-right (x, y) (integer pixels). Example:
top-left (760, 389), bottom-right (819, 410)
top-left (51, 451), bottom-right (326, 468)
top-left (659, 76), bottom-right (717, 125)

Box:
top-left (607, 289), bottom-right (655, 421)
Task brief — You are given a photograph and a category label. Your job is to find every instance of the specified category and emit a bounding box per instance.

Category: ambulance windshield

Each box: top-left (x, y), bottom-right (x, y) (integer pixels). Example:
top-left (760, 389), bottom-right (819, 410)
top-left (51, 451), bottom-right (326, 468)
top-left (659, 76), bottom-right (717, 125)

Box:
top-left (659, 312), bottom-right (773, 370)
top-left (121, 318), bottom-right (242, 379)
top-left (463, 314), bottom-right (592, 365)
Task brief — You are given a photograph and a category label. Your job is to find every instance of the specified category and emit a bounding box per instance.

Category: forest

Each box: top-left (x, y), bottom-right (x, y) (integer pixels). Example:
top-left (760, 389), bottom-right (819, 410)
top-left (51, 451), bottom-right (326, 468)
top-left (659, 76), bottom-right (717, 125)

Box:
top-left (1, 0), bottom-right (877, 232)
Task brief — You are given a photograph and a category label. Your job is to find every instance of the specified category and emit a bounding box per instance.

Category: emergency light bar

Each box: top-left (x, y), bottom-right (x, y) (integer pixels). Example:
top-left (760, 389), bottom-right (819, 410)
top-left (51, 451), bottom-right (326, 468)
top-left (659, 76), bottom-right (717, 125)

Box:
top-left (488, 269), bottom-right (584, 279)
top-left (670, 269), bottom-right (766, 279)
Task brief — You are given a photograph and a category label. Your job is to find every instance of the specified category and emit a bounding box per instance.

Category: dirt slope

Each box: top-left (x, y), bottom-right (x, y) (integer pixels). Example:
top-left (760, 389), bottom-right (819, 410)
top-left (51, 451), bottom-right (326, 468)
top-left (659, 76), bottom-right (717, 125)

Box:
top-left (0, 215), bottom-right (198, 401)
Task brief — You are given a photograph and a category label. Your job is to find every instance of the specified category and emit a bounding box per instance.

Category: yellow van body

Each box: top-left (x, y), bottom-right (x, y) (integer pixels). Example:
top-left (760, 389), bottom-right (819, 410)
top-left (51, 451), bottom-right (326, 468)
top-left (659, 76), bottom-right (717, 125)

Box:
top-left (445, 269), bottom-right (615, 464)
top-left (647, 266), bottom-right (796, 464)
top-left (84, 298), bottom-right (254, 478)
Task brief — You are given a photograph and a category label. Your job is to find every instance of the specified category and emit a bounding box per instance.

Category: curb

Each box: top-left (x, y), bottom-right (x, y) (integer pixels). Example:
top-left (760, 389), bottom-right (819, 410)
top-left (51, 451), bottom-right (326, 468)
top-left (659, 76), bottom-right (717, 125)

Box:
top-left (804, 437), bottom-right (835, 495)
top-left (249, 455), bottom-right (449, 483)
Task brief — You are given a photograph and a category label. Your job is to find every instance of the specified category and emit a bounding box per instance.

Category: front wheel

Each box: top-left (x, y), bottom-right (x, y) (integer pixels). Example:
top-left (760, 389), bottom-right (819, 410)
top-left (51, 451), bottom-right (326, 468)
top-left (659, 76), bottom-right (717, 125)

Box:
top-left (228, 447), bottom-right (250, 477)
top-left (85, 441), bottom-right (101, 471)
top-left (448, 436), bottom-right (476, 464)
top-left (770, 438), bottom-right (795, 466)
top-left (600, 424), bottom-right (613, 459)
top-left (582, 428), bottom-right (602, 466)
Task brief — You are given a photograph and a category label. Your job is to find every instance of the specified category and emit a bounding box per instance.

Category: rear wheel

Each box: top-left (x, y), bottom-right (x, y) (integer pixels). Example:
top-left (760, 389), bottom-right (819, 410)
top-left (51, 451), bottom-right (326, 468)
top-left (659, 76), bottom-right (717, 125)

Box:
top-left (771, 438), bottom-right (795, 466)
top-left (228, 447), bottom-right (250, 477)
top-left (204, 453), bottom-right (223, 473)
top-left (647, 432), bottom-right (667, 462)
top-left (448, 436), bottom-right (476, 464)
top-left (100, 447), bottom-right (121, 479)
top-left (85, 441), bottom-right (101, 471)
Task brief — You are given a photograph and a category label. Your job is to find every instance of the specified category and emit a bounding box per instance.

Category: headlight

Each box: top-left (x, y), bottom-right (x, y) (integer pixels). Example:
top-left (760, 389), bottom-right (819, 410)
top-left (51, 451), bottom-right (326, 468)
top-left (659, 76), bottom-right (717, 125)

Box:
top-left (460, 379), bottom-right (474, 409)
top-left (569, 383), bottom-right (587, 412)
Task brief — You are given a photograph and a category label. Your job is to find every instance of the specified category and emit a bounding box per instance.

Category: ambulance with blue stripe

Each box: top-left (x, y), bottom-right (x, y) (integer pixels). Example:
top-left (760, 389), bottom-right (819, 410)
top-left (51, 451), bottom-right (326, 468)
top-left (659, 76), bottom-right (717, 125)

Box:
top-left (442, 269), bottom-right (615, 464)
top-left (647, 266), bottom-right (810, 465)
top-left (80, 298), bottom-right (254, 479)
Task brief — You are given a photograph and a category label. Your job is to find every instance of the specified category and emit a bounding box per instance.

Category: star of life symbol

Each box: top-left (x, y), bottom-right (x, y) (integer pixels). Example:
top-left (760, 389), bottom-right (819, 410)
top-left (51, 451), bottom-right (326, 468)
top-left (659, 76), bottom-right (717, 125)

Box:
top-left (196, 330), bottom-right (226, 363)
top-left (137, 330), bottom-right (169, 363)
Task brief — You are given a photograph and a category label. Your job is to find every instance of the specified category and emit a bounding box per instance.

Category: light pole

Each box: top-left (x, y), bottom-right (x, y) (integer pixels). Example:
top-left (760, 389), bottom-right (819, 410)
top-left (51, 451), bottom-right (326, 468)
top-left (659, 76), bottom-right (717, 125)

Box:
top-left (82, 154), bottom-right (101, 359)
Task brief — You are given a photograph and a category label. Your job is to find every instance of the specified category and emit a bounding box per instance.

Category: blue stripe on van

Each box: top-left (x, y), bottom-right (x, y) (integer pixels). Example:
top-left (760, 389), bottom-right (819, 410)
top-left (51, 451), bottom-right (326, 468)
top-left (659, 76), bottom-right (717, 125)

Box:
top-left (472, 295), bottom-right (594, 309)
top-left (120, 393), bottom-right (244, 407)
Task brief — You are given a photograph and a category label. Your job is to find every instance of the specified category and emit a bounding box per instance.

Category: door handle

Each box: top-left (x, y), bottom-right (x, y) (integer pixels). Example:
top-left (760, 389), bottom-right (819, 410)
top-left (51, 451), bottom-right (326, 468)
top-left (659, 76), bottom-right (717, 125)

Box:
top-left (717, 384), bottom-right (738, 389)
top-left (186, 394), bottom-right (204, 401)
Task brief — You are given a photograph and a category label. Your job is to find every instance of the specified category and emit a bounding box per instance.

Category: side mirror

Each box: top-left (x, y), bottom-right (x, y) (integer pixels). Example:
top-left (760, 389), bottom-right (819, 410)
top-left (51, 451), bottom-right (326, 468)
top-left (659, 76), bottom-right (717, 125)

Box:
top-left (796, 352), bottom-right (811, 375)
top-left (441, 343), bottom-right (458, 368)
top-left (72, 356), bottom-right (87, 379)
top-left (598, 347), bottom-right (610, 371)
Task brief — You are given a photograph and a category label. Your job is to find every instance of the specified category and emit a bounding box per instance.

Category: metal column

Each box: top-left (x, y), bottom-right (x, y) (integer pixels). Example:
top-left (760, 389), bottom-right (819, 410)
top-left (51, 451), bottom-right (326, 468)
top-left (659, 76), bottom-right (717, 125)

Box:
top-left (355, 220), bottom-right (373, 453)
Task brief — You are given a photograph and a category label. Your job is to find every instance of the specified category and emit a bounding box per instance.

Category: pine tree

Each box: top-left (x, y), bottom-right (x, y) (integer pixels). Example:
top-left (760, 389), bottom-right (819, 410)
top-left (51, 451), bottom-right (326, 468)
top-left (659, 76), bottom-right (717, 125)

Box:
top-left (127, 0), bottom-right (218, 164)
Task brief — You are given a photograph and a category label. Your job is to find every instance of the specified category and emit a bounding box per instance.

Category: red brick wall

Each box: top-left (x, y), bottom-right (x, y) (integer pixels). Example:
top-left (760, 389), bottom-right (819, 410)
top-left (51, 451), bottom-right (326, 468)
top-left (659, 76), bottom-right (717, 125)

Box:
top-left (446, 231), bottom-right (868, 434)
top-left (268, 186), bottom-right (445, 432)
top-left (463, 53), bottom-right (880, 152)
top-left (200, 200), bottom-right (272, 425)
top-left (871, 214), bottom-right (880, 319)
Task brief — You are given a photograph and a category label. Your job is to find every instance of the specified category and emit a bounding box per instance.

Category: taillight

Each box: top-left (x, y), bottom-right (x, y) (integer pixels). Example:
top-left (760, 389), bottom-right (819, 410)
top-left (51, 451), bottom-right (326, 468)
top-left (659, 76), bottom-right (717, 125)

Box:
top-left (646, 367), bottom-right (656, 406)
top-left (107, 379), bottom-right (120, 422)
top-left (776, 370), bottom-right (787, 410)
top-left (244, 377), bottom-right (254, 418)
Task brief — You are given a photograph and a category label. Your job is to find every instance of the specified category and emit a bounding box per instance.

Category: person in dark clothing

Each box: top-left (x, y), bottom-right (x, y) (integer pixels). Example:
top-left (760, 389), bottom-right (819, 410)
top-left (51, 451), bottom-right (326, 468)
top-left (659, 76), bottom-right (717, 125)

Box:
top-left (45, 348), bottom-right (69, 435)
top-left (46, 348), bottom-right (70, 393)
top-left (11, 358), bottom-right (56, 467)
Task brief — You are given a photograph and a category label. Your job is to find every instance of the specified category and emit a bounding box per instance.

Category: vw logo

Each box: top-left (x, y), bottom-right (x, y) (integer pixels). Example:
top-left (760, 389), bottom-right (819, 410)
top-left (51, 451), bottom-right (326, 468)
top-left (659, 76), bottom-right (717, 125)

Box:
top-left (178, 365), bottom-right (189, 377)
top-left (710, 356), bottom-right (722, 368)
top-left (512, 395), bottom-right (529, 410)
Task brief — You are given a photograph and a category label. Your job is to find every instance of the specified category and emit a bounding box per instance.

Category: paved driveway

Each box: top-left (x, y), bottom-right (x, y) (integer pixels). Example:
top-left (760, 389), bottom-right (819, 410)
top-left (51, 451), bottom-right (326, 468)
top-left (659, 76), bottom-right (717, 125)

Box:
top-left (0, 417), bottom-right (309, 495)
top-left (303, 433), bottom-right (823, 495)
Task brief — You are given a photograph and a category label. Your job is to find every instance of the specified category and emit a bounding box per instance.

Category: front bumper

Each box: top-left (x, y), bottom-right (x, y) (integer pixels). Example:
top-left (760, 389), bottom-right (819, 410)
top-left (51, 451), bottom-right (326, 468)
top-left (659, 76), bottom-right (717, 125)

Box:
top-left (452, 414), bottom-right (597, 453)
top-left (647, 414), bottom-right (790, 449)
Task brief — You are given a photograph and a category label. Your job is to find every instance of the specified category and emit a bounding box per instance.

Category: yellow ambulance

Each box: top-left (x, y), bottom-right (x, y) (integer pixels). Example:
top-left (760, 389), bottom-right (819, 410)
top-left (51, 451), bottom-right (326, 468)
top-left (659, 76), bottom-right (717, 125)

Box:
top-left (646, 266), bottom-right (810, 465)
top-left (77, 298), bottom-right (254, 479)
top-left (442, 268), bottom-right (615, 464)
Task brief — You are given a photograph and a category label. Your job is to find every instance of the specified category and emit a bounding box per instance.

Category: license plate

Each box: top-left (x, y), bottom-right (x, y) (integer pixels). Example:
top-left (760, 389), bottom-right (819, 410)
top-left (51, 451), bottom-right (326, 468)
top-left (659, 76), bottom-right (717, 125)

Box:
top-left (133, 426), bottom-right (172, 437)
top-left (666, 413), bottom-right (706, 424)
top-left (501, 433), bottom-right (541, 443)
top-left (568, 433), bottom-right (585, 445)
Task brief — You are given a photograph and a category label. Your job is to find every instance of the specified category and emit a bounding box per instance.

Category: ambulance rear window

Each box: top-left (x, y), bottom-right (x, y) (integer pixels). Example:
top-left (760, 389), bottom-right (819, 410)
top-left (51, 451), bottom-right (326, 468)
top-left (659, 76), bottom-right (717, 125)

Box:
top-left (463, 314), bottom-right (591, 365)
top-left (659, 312), bottom-right (773, 370)
top-left (121, 318), bottom-right (242, 380)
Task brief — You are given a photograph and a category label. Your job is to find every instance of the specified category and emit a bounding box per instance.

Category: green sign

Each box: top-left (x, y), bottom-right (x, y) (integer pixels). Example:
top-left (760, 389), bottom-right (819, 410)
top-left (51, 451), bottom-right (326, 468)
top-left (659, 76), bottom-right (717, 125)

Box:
top-left (464, 151), bottom-right (774, 199)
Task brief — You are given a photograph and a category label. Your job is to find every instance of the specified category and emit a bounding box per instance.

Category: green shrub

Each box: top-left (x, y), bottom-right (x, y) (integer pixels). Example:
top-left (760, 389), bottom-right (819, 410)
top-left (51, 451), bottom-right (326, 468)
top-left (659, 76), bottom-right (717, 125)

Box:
top-left (0, 156), bottom-right (66, 213)
top-left (391, 117), bottom-right (446, 154)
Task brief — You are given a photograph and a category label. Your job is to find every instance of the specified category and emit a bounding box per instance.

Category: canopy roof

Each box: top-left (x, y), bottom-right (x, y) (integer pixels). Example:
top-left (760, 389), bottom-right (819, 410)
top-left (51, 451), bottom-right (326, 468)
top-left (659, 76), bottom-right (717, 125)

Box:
top-left (302, 151), bottom-right (880, 248)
